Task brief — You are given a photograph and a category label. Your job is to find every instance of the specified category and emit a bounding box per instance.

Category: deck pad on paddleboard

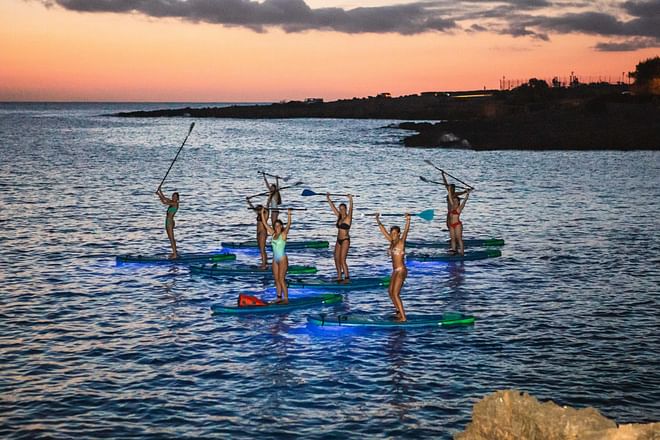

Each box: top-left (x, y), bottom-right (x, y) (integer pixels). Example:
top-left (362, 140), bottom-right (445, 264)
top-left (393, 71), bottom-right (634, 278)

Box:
top-left (211, 293), bottom-right (342, 314)
top-left (407, 238), bottom-right (505, 248)
top-left (288, 276), bottom-right (390, 290)
top-left (307, 312), bottom-right (476, 328)
top-left (221, 240), bottom-right (329, 249)
top-left (116, 252), bottom-right (236, 264)
top-left (408, 249), bottom-right (501, 262)
top-left (190, 263), bottom-right (317, 276)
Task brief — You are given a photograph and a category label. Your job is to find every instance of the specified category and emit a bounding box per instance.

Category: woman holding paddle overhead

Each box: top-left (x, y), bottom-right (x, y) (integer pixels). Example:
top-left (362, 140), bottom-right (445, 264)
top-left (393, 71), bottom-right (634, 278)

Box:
top-left (263, 174), bottom-right (282, 226)
top-left (260, 207), bottom-right (292, 303)
top-left (441, 171), bottom-right (470, 255)
top-left (376, 212), bottom-right (411, 322)
top-left (327, 193), bottom-right (353, 283)
top-left (246, 198), bottom-right (269, 268)
top-left (156, 188), bottom-right (179, 259)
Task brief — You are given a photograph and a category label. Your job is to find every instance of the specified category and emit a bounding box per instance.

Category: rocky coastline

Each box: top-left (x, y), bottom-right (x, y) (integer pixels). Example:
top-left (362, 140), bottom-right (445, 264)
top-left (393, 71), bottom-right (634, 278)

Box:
top-left (455, 390), bottom-right (659, 440)
top-left (112, 85), bottom-right (659, 150)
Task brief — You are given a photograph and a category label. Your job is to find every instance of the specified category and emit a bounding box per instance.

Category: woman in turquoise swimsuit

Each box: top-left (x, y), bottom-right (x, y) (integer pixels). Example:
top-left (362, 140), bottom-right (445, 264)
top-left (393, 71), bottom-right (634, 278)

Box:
top-left (376, 212), bottom-right (411, 322)
top-left (327, 193), bottom-right (353, 282)
top-left (260, 207), bottom-right (292, 303)
top-left (156, 188), bottom-right (179, 259)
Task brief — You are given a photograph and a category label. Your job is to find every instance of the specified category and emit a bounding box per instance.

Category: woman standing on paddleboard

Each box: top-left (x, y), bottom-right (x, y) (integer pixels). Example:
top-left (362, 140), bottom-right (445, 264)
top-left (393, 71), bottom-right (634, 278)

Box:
top-left (327, 193), bottom-right (353, 283)
top-left (261, 207), bottom-right (292, 303)
top-left (247, 198), bottom-right (269, 268)
top-left (263, 174), bottom-right (282, 226)
top-left (441, 171), bottom-right (469, 255)
top-left (376, 212), bottom-right (411, 322)
top-left (156, 188), bottom-right (179, 259)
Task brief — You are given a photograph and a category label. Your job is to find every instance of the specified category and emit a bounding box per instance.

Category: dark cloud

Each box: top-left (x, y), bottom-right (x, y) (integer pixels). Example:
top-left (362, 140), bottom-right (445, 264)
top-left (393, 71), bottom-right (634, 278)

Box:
top-left (595, 37), bottom-right (660, 51)
top-left (32, 0), bottom-right (660, 50)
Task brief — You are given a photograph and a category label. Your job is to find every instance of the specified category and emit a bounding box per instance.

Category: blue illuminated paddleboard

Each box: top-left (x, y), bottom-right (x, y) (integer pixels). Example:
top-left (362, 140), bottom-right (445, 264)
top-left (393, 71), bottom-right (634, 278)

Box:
top-left (408, 249), bottom-right (501, 262)
top-left (190, 263), bottom-right (317, 276)
top-left (307, 312), bottom-right (476, 328)
top-left (211, 293), bottom-right (343, 314)
top-left (221, 240), bottom-right (329, 249)
top-left (116, 252), bottom-right (236, 264)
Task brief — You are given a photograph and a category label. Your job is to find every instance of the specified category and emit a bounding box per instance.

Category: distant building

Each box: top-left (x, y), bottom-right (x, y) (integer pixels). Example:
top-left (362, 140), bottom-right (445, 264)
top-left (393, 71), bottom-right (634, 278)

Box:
top-left (304, 98), bottom-right (324, 104)
top-left (376, 92), bottom-right (391, 98)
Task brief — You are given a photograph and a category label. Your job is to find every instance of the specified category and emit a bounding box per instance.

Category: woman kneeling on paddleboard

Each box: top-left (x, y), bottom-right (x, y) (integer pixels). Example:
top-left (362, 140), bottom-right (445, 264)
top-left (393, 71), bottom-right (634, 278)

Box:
top-left (247, 198), bottom-right (269, 268)
top-left (376, 212), bottom-right (411, 322)
top-left (156, 188), bottom-right (179, 259)
top-left (327, 193), bottom-right (353, 283)
top-left (261, 207), bottom-right (292, 303)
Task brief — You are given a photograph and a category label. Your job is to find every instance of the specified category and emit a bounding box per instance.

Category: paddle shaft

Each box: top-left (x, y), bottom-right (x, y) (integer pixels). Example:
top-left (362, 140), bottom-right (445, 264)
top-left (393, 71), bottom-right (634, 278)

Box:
top-left (425, 160), bottom-right (474, 189)
top-left (420, 176), bottom-right (469, 190)
top-left (304, 189), bottom-right (359, 197)
top-left (259, 171), bottom-right (287, 181)
top-left (246, 207), bottom-right (307, 211)
top-left (247, 181), bottom-right (303, 199)
top-left (158, 122), bottom-right (195, 189)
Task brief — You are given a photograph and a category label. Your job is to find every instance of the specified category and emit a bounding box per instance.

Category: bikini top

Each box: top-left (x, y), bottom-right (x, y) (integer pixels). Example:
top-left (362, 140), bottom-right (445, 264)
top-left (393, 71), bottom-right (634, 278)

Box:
top-left (167, 206), bottom-right (178, 215)
top-left (450, 209), bottom-right (460, 216)
top-left (389, 243), bottom-right (405, 257)
top-left (336, 218), bottom-right (351, 230)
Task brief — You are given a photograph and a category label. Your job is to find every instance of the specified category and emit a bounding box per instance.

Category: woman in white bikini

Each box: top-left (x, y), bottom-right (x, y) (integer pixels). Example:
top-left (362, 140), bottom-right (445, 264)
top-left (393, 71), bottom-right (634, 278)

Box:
top-left (375, 212), bottom-right (411, 322)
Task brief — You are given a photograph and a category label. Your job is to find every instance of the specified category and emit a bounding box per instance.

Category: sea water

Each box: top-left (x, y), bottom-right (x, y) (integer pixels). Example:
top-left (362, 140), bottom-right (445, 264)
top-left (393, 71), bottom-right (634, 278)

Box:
top-left (0, 103), bottom-right (658, 438)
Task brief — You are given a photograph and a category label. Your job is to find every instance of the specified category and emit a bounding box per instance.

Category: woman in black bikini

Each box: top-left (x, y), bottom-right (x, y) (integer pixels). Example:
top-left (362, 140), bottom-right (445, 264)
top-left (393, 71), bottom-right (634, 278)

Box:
top-left (376, 212), bottom-right (411, 322)
top-left (246, 198), bottom-right (269, 268)
top-left (327, 193), bottom-right (353, 282)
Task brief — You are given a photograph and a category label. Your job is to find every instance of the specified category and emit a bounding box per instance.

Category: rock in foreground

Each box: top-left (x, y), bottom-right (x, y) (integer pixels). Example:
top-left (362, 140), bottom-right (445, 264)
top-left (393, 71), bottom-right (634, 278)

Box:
top-left (455, 390), bottom-right (659, 440)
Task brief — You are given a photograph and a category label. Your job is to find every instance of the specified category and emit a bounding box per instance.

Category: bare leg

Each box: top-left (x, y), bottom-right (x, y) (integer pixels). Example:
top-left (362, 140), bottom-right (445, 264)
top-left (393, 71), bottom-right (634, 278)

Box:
top-left (340, 240), bottom-right (350, 281)
top-left (272, 261), bottom-right (282, 299)
top-left (456, 224), bottom-right (464, 256)
top-left (390, 269), bottom-right (407, 321)
top-left (257, 232), bottom-right (267, 268)
top-left (166, 222), bottom-right (177, 259)
top-left (278, 256), bottom-right (289, 302)
top-left (333, 242), bottom-right (342, 281)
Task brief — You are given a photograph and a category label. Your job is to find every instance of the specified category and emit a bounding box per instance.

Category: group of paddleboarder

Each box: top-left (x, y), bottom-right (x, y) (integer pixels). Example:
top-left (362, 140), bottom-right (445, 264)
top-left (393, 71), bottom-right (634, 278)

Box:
top-left (156, 169), bottom-right (472, 322)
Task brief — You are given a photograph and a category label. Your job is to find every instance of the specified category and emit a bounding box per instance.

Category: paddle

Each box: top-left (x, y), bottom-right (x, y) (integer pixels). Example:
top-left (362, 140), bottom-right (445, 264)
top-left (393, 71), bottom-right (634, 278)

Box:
top-left (158, 122), bottom-right (195, 189)
top-left (365, 209), bottom-right (435, 221)
top-left (301, 189), bottom-right (359, 197)
top-left (247, 181), bottom-right (304, 199)
top-left (259, 171), bottom-right (291, 182)
top-left (246, 207), bottom-right (307, 211)
top-left (419, 176), bottom-right (469, 190)
top-left (424, 159), bottom-right (474, 190)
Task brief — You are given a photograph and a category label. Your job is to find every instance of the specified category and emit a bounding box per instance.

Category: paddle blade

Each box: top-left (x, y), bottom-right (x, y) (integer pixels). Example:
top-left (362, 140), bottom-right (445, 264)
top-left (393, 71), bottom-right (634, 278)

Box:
top-left (417, 209), bottom-right (435, 221)
top-left (301, 189), bottom-right (317, 197)
top-left (188, 122), bottom-right (195, 133)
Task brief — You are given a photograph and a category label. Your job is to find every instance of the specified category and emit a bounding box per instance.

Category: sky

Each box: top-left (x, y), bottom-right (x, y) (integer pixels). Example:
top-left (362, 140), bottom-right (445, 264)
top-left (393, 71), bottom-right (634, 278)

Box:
top-left (0, 0), bottom-right (658, 101)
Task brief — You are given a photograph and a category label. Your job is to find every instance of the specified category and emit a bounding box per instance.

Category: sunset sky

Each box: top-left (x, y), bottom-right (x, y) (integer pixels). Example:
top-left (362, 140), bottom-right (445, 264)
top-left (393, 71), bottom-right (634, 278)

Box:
top-left (1, 0), bottom-right (658, 101)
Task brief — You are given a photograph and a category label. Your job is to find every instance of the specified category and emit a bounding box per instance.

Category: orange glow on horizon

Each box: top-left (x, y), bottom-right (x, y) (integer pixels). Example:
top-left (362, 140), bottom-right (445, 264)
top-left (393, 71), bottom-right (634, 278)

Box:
top-left (0, 0), bottom-right (657, 102)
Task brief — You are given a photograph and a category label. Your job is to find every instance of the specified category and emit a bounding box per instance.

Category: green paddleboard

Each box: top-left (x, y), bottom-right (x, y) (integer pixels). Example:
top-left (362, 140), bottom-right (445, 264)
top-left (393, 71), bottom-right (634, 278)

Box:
top-left (287, 276), bottom-right (391, 290)
top-left (307, 312), bottom-right (476, 328)
top-left (190, 263), bottom-right (317, 276)
top-left (116, 252), bottom-right (236, 264)
top-left (211, 293), bottom-right (343, 314)
top-left (408, 249), bottom-right (501, 262)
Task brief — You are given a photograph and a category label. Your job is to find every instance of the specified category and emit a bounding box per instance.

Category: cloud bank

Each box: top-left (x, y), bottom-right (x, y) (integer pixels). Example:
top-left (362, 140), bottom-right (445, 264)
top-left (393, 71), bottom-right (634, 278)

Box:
top-left (35, 0), bottom-right (660, 51)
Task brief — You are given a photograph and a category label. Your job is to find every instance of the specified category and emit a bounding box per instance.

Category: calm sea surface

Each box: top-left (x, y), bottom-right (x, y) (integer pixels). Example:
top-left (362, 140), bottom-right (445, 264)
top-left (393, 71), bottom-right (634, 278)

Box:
top-left (1, 102), bottom-right (658, 439)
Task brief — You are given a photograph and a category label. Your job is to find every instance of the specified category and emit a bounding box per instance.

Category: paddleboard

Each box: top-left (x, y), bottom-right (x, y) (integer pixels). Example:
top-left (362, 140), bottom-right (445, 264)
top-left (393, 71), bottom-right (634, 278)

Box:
top-left (221, 240), bottom-right (329, 249)
top-left (407, 238), bottom-right (505, 248)
top-left (211, 293), bottom-right (343, 314)
top-left (307, 312), bottom-right (476, 328)
top-left (190, 263), bottom-right (317, 276)
top-left (408, 249), bottom-right (501, 262)
top-left (287, 276), bottom-right (391, 290)
top-left (116, 252), bottom-right (236, 264)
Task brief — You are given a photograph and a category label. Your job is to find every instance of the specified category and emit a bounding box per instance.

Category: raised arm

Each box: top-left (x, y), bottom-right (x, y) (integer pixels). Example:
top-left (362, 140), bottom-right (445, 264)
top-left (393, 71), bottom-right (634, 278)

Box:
top-left (246, 196), bottom-right (256, 210)
top-left (260, 207), bottom-right (275, 235)
top-left (441, 170), bottom-right (449, 188)
top-left (375, 213), bottom-right (392, 242)
top-left (282, 208), bottom-right (292, 237)
top-left (156, 188), bottom-right (173, 206)
top-left (401, 213), bottom-right (411, 242)
top-left (347, 194), bottom-right (354, 220)
top-left (459, 190), bottom-right (471, 211)
top-left (326, 193), bottom-right (339, 216)
top-left (263, 173), bottom-right (270, 189)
